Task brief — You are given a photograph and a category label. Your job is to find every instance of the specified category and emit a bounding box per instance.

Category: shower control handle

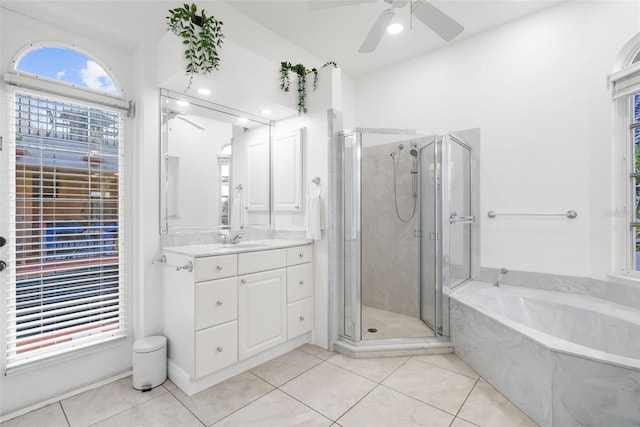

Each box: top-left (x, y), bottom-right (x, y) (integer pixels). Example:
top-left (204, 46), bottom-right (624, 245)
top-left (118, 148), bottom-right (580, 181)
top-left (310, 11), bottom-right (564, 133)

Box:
top-left (449, 215), bottom-right (475, 224)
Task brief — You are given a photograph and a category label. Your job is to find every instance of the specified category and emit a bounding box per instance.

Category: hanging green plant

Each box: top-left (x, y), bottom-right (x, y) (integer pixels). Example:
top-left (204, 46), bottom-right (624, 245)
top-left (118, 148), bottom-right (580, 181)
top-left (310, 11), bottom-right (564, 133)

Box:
top-left (280, 61), bottom-right (338, 115)
top-left (167, 3), bottom-right (224, 91)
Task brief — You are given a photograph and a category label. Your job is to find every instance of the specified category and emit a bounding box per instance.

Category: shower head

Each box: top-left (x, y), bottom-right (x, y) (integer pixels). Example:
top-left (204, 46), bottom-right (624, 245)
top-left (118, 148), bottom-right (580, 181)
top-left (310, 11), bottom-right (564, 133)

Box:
top-left (390, 144), bottom-right (404, 157)
top-left (409, 142), bottom-right (418, 157)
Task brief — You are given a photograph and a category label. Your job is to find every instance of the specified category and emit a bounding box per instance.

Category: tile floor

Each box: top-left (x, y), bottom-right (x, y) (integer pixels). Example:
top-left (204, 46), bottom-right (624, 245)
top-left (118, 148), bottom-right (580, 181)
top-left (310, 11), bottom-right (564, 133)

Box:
top-left (4, 344), bottom-right (538, 427)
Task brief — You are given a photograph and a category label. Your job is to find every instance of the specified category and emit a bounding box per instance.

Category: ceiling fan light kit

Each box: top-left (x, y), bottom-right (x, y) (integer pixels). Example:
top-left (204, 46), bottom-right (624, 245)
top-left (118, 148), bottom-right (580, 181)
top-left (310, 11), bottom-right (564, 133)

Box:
top-left (315, 0), bottom-right (464, 53)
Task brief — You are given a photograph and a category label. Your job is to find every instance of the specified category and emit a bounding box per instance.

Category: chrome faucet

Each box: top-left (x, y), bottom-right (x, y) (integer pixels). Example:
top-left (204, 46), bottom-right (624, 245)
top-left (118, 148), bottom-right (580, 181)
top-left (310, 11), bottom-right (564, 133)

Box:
top-left (494, 268), bottom-right (508, 287)
top-left (228, 232), bottom-right (243, 244)
top-left (219, 232), bottom-right (243, 244)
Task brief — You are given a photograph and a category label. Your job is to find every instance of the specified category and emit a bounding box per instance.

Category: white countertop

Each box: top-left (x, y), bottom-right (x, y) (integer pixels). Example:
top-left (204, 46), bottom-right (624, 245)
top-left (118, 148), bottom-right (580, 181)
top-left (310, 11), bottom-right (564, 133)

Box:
top-left (162, 239), bottom-right (312, 257)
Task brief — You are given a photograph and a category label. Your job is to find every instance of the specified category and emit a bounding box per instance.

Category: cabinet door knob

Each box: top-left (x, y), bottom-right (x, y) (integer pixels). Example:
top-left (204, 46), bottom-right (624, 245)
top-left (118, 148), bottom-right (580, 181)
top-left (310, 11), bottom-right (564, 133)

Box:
top-left (216, 300), bottom-right (223, 306)
top-left (217, 346), bottom-right (223, 352)
top-left (216, 265), bottom-right (223, 271)
top-left (241, 279), bottom-right (247, 284)
top-left (299, 315), bottom-right (305, 321)
top-left (299, 280), bottom-right (304, 285)
top-left (298, 253), bottom-right (304, 258)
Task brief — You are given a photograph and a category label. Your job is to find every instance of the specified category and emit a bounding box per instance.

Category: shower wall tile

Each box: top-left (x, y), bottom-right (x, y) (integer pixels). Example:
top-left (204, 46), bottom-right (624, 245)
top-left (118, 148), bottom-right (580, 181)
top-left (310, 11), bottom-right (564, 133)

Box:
top-left (361, 143), bottom-right (419, 317)
top-left (552, 353), bottom-right (640, 427)
top-left (450, 300), bottom-right (551, 427)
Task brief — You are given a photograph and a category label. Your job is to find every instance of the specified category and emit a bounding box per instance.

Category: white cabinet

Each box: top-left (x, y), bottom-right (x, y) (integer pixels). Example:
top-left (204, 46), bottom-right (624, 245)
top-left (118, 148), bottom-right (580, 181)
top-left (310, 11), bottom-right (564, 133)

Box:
top-left (195, 321), bottom-right (237, 378)
top-left (162, 243), bottom-right (313, 388)
top-left (247, 137), bottom-right (270, 211)
top-left (286, 246), bottom-right (313, 338)
top-left (238, 268), bottom-right (287, 360)
top-left (273, 127), bottom-right (303, 212)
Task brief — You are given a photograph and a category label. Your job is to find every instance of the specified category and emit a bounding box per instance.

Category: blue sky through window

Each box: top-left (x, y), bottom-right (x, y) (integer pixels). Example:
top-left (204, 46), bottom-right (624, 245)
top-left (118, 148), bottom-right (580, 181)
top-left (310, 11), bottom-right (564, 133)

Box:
top-left (17, 47), bottom-right (119, 95)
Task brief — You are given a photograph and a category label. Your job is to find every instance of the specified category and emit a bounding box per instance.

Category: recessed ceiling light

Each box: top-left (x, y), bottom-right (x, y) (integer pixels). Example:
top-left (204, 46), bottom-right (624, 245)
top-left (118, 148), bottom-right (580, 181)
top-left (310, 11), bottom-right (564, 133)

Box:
top-left (238, 117), bottom-right (248, 123)
top-left (197, 88), bottom-right (211, 95)
top-left (261, 109), bottom-right (272, 115)
top-left (176, 100), bottom-right (189, 106)
top-left (387, 23), bottom-right (404, 34)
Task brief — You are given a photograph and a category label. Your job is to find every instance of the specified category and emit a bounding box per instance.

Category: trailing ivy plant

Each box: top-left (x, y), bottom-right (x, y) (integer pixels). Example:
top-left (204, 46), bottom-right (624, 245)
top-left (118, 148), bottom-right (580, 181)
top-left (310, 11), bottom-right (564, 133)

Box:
top-left (280, 61), bottom-right (338, 115)
top-left (167, 3), bottom-right (224, 91)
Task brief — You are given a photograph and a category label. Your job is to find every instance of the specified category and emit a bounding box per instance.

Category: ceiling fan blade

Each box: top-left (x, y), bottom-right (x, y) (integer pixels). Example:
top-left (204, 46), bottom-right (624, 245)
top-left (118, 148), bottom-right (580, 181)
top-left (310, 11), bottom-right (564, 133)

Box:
top-left (176, 115), bottom-right (205, 130)
top-left (309, 0), bottom-right (377, 11)
top-left (359, 9), bottom-right (395, 53)
top-left (412, 0), bottom-right (463, 41)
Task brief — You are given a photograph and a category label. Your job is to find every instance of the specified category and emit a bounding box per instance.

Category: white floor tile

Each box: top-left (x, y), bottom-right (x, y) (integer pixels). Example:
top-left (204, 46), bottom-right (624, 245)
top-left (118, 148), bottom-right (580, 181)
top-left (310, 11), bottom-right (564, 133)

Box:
top-left (280, 362), bottom-right (376, 421)
top-left (214, 389), bottom-right (332, 426)
top-left (171, 371), bottom-right (273, 426)
top-left (382, 358), bottom-right (476, 414)
top-left (338, 385), bottom-right (454, 427)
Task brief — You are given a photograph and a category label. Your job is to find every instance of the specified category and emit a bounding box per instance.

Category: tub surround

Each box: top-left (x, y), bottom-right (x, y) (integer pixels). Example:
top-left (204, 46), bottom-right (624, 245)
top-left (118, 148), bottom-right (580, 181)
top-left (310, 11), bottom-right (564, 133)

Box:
top-left (479, 267), bottom-right (640, 311)
top-left (450, 281), bottom-right (640, 427)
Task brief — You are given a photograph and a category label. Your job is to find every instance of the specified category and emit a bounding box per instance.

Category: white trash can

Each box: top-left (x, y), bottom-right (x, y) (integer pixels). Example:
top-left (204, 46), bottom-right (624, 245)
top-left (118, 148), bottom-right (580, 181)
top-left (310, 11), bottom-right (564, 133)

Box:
top-left (133, 335), bottom-right (167, 391)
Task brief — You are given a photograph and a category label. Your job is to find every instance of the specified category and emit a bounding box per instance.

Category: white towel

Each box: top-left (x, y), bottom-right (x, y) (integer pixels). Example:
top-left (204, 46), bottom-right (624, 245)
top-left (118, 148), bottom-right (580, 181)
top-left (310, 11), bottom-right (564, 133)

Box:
top-left (306, 193), bottom-right (323, 240)
top-left (230, 191), bottom-right (243, 226)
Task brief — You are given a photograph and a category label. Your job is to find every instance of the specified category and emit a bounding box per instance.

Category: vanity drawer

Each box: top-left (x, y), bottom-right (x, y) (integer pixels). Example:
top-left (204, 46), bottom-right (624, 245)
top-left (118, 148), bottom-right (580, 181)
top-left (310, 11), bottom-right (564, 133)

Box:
top-left (287, 263), bottom-right (313, 303)
top-left (286, 245), bottom-right (312, 266)
top-left (287, 297), bottom-right (313, 339)
top-left (195, 321), bottom-right (238, 378)
top-left (195, 277), bottom-right (238, 330)
top-left (195, 254), bottom-right (237, 282)
top-left (238, 249), bottom-right (286, 275)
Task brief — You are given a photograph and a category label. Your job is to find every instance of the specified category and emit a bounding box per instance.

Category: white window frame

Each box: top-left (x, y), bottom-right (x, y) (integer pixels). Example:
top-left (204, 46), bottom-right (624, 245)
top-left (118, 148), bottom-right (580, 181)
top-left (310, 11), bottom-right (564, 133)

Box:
top-left (611, 37), bottom-right (640, 277)
top-left (2, 45), bottom-right (131, 372)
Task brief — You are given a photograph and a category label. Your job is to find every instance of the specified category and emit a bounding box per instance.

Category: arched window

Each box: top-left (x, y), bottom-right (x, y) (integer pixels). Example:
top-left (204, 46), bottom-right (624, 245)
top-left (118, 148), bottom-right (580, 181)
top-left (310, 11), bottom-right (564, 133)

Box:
top-left (4, 44), bottom-right (127, 369)
top-left (14, 46), bottom-right (119, 96)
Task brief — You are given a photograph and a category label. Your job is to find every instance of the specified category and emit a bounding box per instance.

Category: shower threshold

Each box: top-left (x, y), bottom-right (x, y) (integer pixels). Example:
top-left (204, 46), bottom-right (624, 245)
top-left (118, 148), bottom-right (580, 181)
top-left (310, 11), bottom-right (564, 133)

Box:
top-left (334, 337), bottom-right (454, 359)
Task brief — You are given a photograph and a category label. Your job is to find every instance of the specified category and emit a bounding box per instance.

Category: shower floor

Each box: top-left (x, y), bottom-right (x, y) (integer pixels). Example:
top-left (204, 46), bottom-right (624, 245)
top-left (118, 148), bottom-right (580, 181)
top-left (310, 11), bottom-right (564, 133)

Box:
top-left (362, 305), bottom-right (434, 340)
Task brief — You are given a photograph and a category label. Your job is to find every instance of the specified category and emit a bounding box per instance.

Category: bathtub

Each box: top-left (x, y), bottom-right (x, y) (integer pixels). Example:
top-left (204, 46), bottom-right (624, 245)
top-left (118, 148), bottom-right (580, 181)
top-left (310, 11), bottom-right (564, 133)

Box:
top-left (450, 281), bottom-right (640, 427)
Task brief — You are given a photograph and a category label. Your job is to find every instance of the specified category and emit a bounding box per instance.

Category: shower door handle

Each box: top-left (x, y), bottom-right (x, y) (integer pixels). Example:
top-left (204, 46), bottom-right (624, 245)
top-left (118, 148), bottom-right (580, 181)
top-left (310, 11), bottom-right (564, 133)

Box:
top-left (449, 215), bottom-right (475, 224)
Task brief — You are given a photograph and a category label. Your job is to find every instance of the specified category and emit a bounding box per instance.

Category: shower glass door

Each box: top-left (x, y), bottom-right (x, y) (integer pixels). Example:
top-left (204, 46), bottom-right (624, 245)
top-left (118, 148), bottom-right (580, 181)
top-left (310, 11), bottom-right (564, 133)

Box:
top-left (420, 135), bottom-right (472, 336)
top-left (419, 140), bottom-right (438, 333)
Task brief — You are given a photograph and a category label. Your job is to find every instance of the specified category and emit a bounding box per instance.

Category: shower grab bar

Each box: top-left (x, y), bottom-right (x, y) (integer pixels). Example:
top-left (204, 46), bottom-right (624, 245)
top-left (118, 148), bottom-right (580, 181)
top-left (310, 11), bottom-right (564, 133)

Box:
top-left (487, 210), bottom-right (577, 219)
top-left (152, 255), bottom-right (193, 272)
top-left (449, 215), bottom-right (475, 224)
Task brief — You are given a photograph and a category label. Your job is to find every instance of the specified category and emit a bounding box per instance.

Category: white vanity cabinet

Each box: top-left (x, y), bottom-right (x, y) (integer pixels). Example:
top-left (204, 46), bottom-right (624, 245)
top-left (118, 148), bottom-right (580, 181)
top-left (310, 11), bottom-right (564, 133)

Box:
top-left (192, 255), bottom-right (239, 379)
top-left (162, 242), bottom-right (313, 392)
top-left (286, 245), bottom-right (313, 338)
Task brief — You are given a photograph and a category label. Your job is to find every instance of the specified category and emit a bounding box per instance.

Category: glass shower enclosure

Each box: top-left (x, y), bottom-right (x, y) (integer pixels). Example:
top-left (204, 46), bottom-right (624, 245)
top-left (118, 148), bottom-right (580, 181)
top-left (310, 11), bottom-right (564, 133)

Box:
top-left (338, 128), bottom-right (478, 350)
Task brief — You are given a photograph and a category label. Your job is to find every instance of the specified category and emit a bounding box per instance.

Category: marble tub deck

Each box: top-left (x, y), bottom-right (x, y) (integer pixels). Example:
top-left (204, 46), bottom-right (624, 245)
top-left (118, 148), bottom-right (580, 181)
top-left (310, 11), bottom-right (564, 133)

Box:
top-left (4, 344), bottom-right (537, 427)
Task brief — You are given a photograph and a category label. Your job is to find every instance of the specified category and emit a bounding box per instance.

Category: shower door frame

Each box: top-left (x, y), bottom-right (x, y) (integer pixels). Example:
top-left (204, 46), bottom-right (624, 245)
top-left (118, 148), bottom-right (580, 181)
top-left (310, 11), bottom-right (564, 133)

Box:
top-left (337, 128), bottom-right (480, 348)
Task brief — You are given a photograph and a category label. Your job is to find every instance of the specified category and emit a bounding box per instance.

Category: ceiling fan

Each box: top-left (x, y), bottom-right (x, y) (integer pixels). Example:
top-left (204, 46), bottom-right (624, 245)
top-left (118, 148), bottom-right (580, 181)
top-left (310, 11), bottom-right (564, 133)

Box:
top-left (163, 111), bottom-right (205, 130)
top-left (310, 0), bottom-right (464, 53)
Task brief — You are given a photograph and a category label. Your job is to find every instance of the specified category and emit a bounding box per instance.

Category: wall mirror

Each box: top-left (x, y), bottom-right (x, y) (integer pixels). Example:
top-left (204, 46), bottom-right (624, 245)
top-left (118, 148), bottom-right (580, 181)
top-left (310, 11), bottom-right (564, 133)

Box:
top-left (160, 89), bottom-right (273, 234)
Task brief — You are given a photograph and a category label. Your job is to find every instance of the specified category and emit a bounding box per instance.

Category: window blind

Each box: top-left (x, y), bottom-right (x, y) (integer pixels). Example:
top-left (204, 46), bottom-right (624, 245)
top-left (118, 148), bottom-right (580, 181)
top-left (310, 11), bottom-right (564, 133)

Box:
top-left (5, 90), bottom-right (125, 369)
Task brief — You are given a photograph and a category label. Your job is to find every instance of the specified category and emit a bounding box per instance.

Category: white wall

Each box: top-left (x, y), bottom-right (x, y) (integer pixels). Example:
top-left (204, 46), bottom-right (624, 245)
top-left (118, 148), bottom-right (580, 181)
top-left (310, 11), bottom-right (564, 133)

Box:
top-left (354, 1), bottom-right (640, 278)
top-left (0, 8), bottom-right (135, 416)
top-left (166, 118), bottom-right (231, 230)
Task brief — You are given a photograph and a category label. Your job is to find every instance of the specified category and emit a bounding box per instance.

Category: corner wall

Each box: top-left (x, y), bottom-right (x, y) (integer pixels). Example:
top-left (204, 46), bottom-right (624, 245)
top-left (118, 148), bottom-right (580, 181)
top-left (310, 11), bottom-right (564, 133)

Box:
top-left (354, 1), bottom-right (640, 278)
